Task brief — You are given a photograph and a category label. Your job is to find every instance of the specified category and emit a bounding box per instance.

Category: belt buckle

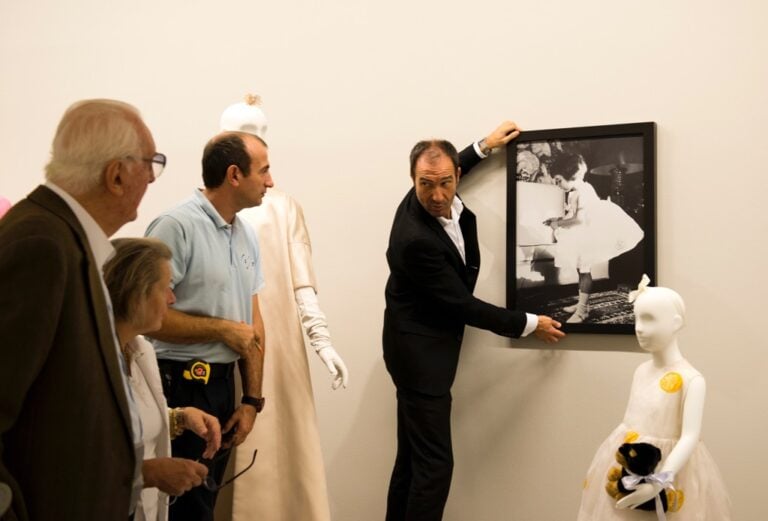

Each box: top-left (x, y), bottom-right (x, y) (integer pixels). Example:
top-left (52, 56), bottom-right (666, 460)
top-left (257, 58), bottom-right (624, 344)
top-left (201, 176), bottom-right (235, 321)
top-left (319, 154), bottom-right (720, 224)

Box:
top-left (182, 359), bottom-right (211, 385)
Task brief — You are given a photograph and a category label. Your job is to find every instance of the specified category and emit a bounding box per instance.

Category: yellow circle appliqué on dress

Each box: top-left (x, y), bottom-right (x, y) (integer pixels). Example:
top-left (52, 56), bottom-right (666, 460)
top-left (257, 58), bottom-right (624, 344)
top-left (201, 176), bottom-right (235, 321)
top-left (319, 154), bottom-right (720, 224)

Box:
top-left (660, 372), bottom-right (683, 393)
top-left (624, 431), bottom-right (640, 443)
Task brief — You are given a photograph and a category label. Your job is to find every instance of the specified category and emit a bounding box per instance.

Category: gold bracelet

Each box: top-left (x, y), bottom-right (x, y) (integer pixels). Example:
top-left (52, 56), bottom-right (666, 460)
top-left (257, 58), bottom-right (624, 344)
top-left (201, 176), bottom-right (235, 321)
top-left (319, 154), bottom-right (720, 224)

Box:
top-left (168, 408), bottom-right (176, 439)
top-left (169, 407), bottom-right (185, 439)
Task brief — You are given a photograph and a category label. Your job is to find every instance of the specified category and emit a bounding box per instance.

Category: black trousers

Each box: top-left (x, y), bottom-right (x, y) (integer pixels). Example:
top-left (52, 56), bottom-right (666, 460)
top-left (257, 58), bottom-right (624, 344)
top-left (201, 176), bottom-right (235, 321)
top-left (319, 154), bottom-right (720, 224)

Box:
top-left (386, 388), bottom-right (453, 521)
top-left (158, 360), bottom-right (236, 521)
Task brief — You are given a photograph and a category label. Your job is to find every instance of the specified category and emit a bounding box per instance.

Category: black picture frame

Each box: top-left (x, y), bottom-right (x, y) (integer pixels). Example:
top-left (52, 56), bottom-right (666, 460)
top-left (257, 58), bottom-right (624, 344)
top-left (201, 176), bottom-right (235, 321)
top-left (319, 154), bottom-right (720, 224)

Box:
top-left (506, 122), bottom-right (656, 334)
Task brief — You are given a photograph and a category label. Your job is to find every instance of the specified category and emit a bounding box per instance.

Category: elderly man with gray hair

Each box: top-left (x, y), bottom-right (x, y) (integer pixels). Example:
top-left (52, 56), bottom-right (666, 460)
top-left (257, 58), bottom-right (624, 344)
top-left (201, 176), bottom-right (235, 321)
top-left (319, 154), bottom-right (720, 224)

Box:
top-left (0, 99), bottom-right (164, 521)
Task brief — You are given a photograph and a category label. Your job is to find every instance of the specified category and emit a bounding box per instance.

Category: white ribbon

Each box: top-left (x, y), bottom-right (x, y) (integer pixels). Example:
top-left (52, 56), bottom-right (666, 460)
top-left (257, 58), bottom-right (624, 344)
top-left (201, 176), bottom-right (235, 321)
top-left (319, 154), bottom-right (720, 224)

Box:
top-left (628, 273), bottom-right (651, 303)
top-left (621, 470), bottom-right (675, 521)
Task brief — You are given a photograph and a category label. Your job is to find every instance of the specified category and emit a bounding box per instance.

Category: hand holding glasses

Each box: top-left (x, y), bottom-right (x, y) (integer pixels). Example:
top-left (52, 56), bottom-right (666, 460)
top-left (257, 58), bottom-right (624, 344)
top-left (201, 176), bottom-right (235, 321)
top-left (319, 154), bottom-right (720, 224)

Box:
top-left (199, 448), bottom-right (258, 492)
top-left (165, 448), bottom-right (257, 506)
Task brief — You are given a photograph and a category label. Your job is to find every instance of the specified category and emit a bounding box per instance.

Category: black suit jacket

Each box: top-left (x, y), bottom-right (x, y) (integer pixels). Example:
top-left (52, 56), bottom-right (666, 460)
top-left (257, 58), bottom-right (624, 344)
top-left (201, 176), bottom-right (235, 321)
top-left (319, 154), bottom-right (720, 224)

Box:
top-left (0, 186), bottom-right (135, 521)
top-left (383, 146), bottom-right (527, 396)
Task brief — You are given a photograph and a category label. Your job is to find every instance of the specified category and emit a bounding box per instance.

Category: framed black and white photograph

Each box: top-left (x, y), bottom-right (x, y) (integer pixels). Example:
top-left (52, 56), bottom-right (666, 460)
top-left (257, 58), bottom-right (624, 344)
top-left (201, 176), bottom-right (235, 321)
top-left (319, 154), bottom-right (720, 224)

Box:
top-left (506, 122), bottom-right (656, 334)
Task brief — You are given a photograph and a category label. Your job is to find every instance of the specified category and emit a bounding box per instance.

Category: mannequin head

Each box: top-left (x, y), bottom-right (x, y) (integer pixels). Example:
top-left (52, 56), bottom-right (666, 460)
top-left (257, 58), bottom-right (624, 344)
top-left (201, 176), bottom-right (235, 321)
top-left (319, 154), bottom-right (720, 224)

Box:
top-left (632, 285), bottom-right (686, 353)
top-left (220, 94), bottom-right (268, 139)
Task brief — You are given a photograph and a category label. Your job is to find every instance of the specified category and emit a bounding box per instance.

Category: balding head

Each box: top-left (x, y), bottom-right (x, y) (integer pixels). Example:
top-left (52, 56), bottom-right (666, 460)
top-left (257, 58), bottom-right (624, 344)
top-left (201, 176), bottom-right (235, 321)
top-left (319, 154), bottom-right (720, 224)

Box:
top-left (201, 131), bottom-right (267, 189)
top-left (410, 139), bottom-right (461, 219)
top-left (45, 99), bottom-right (150, 196)
top-left (409, 140), bottom-right (459, 179)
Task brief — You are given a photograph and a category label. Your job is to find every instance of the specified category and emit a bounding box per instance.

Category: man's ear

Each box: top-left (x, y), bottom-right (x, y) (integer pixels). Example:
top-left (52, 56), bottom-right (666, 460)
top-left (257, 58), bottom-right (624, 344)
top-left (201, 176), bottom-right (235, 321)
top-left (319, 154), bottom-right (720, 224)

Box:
top-left (103, 159), bottom-right (125, 196)
top-left (226, 165), bottom-right (240, 186)
top-left (456, 166), bottom-right (462, 182)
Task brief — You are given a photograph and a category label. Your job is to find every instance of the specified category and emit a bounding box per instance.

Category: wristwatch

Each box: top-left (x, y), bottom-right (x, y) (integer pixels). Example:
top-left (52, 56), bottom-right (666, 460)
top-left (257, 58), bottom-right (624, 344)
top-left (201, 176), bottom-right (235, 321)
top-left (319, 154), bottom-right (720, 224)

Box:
top-left (478, 138), bottom-right (492, 156)
top-left (241, 395), bottom-right (265, 412)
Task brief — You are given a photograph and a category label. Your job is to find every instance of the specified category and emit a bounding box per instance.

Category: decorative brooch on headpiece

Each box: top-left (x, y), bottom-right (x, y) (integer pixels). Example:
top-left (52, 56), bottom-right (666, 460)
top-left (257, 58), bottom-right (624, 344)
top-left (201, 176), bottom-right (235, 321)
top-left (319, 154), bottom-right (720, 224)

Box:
top-left (628, 274), bottom-right (651, 303)
top-left (244, 93), bottom-right (262, 106)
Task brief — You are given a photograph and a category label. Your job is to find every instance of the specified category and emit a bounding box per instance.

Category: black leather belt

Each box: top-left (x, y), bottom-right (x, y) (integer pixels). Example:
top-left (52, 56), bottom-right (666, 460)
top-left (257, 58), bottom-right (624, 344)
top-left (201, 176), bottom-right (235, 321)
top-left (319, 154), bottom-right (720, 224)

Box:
top-left (158, 359), bottom-right (235, 383)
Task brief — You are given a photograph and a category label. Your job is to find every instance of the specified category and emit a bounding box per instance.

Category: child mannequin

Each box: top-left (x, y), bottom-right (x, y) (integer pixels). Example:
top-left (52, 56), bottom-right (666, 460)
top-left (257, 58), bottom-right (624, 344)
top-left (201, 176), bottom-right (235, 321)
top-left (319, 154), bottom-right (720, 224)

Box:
top-left (545, 153), bottom-right (643, 323)
top-left (577, 275), bottom-right (732, 520)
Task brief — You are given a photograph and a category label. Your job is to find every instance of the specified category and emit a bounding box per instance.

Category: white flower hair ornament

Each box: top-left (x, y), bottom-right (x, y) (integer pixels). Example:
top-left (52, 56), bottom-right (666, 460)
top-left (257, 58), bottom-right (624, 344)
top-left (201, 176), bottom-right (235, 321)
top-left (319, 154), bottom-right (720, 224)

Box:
top-left (628, 274), bottom-right (651, 303)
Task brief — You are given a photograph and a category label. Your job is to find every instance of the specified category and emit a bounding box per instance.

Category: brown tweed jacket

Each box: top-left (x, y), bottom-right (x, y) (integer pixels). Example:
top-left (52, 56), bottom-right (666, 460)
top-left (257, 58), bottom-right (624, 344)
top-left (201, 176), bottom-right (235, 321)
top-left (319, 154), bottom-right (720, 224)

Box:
top-left (0, 186), bottom-right (135, 521)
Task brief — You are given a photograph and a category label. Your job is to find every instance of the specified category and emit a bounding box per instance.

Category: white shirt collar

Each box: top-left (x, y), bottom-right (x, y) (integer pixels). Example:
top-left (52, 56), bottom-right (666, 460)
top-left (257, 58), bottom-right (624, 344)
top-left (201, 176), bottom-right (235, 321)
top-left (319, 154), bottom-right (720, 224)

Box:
top-left (435, 196), bottom-right (466, 263)
top-left (436, 196), bottom-right (464, 226)
top-left (44, 182), bottom-right (143, 506)
top-left (45, 182), bottom-right (115, 268)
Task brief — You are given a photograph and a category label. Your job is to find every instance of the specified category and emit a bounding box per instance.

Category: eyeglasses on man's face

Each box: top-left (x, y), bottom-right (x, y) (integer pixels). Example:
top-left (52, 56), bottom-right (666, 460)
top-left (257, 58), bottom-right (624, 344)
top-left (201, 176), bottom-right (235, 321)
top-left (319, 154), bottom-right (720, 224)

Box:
top-left (125, 152), bottom-right (167, 178)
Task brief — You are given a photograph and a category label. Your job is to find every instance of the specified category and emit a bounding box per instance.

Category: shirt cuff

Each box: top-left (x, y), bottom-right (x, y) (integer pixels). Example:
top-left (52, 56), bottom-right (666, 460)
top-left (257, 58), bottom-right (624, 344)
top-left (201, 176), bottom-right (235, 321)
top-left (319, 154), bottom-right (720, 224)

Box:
top-left (472, 140), bottom-right (488, 159)
top-left (521, 313), bottom-right (538, 337)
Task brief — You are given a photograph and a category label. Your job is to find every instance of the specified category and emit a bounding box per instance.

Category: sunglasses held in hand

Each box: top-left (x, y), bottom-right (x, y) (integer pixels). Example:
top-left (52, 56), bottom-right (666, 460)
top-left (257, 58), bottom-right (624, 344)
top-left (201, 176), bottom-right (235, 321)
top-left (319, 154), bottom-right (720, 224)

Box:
top-left (199, 448), bottom-right (258, 492)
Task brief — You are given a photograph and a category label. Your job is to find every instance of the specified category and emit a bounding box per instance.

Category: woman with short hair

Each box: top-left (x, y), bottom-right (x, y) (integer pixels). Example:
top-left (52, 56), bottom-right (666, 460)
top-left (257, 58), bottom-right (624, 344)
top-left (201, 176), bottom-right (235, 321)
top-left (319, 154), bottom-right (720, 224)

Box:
top-left (105, 237), bottom-right (222, 521)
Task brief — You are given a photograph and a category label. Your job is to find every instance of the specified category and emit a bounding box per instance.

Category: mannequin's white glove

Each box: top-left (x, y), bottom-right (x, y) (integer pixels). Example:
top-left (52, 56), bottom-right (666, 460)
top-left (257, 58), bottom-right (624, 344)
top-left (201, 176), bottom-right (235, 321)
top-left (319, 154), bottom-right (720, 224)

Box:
top-left (316, 346), bottom-right (348, 390)
top-left (295, 286), bottom-right (349, 389)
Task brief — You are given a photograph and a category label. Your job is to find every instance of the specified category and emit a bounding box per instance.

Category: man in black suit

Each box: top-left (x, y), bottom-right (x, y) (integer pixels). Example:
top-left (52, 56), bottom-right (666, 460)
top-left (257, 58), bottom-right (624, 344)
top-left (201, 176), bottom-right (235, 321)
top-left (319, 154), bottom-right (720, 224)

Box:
top-left (383, 121), bottom-right (565, 521)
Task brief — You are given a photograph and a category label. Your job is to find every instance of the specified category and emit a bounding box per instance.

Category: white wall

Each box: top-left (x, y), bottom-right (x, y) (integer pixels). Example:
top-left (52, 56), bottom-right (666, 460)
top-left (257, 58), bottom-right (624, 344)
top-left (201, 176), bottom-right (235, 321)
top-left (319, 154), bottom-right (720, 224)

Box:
top-left (2, 1), bottom-right (766, 519)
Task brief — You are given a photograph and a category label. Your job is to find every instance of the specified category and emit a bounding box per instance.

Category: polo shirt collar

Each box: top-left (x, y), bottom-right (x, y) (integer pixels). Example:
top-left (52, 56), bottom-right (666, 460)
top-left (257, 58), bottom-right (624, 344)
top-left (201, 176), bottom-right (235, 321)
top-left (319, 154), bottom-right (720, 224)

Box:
top-left (193, 189), bottom-right (231, 229)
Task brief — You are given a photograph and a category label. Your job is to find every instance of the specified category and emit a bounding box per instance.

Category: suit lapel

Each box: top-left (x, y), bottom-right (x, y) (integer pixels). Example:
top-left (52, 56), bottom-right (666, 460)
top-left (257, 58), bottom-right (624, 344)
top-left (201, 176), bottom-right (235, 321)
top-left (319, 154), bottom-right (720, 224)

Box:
top-left (458, 205), bottom-right (481, 289)
top-left (424, 216), bottom-right (466, 266)
top-left (408, 190), bottom-right (466, 267)
top-left (28, 186), bottom-right (134, 446)
top-left (459, 205), bottom-right (479, 268)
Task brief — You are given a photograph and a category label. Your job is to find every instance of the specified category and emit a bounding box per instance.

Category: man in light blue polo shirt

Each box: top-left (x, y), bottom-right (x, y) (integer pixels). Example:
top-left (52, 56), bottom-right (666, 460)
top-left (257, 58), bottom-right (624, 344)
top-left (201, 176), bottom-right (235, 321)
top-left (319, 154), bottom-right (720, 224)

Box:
top-left (145, 131), bottom-right (273, 521)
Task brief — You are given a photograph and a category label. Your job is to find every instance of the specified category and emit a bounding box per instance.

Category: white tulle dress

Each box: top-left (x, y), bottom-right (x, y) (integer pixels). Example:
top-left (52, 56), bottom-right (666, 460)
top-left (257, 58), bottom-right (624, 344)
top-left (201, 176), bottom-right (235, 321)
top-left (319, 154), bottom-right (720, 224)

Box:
top-left (577, 358), bottom-right (732, 520)
top-left (554, 180), bottom-right (643, 271)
